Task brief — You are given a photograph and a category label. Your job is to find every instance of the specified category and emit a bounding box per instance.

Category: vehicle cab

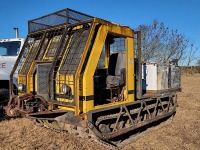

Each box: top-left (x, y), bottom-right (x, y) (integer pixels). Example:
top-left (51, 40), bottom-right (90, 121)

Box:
top-left (0, 38), bottom-right (24, 101)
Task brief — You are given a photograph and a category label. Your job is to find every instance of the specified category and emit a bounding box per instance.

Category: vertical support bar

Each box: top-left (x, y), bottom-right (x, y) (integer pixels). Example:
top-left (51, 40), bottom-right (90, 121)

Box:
top-left (105, 38), bottom-right (110, 68)
top-left (127, 37), bottom-right (135, 102)
top-left (135, 31), bottom-right (142, 99)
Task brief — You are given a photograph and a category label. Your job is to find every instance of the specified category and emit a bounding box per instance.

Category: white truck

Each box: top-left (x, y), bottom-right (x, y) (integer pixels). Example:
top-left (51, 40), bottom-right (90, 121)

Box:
top-left (0, 35), bottom-right (24, 105)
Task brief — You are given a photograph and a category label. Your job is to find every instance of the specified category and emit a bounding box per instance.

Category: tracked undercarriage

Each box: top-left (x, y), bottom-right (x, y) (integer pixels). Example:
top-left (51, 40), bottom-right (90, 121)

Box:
top-left (6, 91), bottom-right (177, 148)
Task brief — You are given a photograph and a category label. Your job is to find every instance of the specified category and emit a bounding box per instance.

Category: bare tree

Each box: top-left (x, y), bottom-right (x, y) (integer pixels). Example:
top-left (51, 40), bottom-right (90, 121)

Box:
top-left (186, 44), bottom-right (198, 66)
top-left (196, 59), bottom-right (200, 66)
top-left (137, 20), bottom-right (189, 63)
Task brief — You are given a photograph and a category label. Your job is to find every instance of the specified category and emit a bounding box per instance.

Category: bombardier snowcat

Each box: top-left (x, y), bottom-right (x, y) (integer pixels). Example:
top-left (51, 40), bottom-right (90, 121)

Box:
top-left (5, 8), bottom-right (181, 146)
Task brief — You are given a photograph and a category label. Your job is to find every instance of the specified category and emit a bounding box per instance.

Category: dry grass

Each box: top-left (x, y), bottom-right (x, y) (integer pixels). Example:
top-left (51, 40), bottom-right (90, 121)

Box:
top-left (0, 74), bottom-right (199, 150)
top-left (0, 118), bottom-right (106, 150)
top-left (124, 74), bottom-right (200, 150)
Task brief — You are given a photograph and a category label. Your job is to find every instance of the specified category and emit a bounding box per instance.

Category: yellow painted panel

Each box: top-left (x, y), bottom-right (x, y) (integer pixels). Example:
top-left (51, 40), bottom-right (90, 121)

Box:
top-left (83, 26), bottom-right (108, 95)
top-left (75, 23), bottom-right (97, 115)
top-left (127, 37), bottom-right (135, 102)
top-left (83, 100), bottom-right (94, 113)
top-left (35, 72), bottom-right (38, 92)
top-left (82, 25), bottom-right (108, 112)
top-left (27, 62), bottom-right (37, 93)
top-left (56, 74), bottom-right (74, 95)
top-left (56, 98), bottom-right (74, 103)
top-left (58, 106), bottom-right (75, 112)
top-left (18, 93), bottom-right (24, 97)
top-left (94, 99), bottom-right (133, 110)
top-left (18, 75), bottom-right (26, 85)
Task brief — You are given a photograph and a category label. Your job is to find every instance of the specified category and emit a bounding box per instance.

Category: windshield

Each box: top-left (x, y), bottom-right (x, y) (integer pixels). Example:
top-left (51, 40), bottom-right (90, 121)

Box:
top-left (0, 41), bottom-right (21, 56)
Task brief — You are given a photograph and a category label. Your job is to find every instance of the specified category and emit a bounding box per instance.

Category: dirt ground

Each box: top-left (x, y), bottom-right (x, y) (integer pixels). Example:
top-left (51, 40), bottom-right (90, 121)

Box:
top-left (0, 74), bottom-right (199, 150)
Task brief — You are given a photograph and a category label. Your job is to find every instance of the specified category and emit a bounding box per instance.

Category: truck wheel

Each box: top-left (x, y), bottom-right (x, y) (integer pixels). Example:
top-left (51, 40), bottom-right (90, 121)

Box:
top-left (0, 88), bottom-right (9, 104)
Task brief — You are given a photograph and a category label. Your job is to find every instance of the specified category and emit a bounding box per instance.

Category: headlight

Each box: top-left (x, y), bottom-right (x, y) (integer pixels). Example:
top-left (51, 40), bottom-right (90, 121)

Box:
top-left (18, 83), bottom-right (24, 91)
top-left (62, 84), bottom-right (71, 94)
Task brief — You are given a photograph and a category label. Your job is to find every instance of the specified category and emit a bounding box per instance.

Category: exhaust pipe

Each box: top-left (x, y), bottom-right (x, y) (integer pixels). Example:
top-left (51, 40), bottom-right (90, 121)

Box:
top-left (13, 27), bottom-right (19, 38)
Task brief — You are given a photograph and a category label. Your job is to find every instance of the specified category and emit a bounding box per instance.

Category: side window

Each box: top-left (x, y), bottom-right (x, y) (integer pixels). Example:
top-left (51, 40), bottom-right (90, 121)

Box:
top-left (0, 41), bottom-right (21, 56)
top-left (97, 45), bottom-right (105, 68)
top-left (110, 37), bottom-right (125, 54)
top-left (96, 36), bottom-right (126, 70)
top-left (7, 41), bottom-right (21, 55)
top-left (0, 47), bottom-right (7, 56)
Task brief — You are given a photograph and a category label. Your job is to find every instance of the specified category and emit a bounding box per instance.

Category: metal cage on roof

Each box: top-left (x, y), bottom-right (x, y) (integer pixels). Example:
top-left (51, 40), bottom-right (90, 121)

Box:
top-left (28, 8), bottom-right (94, 33)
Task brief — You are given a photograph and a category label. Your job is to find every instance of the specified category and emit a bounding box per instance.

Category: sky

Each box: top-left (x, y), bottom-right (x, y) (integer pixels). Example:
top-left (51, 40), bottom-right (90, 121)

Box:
top-left (0, 0), bottom-right (199, 64)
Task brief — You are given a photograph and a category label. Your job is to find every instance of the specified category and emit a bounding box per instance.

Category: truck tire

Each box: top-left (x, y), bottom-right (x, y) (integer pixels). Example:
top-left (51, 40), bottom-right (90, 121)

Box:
top-left (0, 88), bottom-right (9, 103)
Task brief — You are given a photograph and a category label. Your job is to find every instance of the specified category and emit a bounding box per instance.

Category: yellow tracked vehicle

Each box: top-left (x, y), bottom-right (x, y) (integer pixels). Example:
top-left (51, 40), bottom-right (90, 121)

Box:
top-left (5, 8), bottom-right (181, 144)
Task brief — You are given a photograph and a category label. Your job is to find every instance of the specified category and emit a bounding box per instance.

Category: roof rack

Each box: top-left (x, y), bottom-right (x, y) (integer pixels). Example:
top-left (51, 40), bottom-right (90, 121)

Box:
top-left (28, 8), bottom-right (94, 33)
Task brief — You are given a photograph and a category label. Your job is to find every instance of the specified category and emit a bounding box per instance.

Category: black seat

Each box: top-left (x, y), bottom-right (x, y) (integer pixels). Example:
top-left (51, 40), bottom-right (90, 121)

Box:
top-left (105, 52), bottom-right (126, 102)
top-left (106, 53), bottom-right (126, 88)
